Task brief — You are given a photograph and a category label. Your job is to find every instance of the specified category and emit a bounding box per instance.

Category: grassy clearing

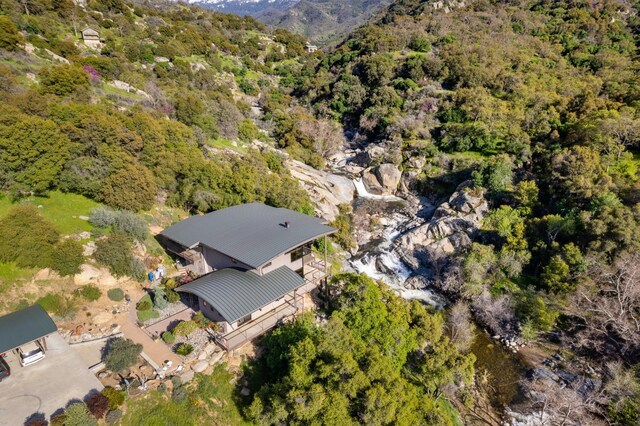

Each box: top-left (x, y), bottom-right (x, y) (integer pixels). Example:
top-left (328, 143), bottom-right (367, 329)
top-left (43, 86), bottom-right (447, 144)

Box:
top-left (0, 262), bottom-right (36, 297)
top-left (120, 365), bottom-right (250, 426)
top-left (0, 190), bottom-right (99, 235)
top-left (206, 138), bottom-right (247, 153)
top-left (101, 83), bottom-right (146, 100)
top-left (0, 262), bottom-right (36, 283)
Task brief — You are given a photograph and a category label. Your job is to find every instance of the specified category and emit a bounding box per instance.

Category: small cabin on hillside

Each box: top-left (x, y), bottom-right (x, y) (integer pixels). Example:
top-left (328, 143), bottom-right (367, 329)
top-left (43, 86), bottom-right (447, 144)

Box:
top-left (158, 203), bottom-right (336, 350)
top-left (306, 42), bottom-right (318, 53)
top-left (81, 27), bottom-right (102, 49)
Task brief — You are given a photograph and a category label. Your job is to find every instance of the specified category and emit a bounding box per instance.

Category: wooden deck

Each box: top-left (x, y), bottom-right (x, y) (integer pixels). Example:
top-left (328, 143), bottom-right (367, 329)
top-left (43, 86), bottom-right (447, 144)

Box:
top-left (215, 293), bottom-right (304, 350)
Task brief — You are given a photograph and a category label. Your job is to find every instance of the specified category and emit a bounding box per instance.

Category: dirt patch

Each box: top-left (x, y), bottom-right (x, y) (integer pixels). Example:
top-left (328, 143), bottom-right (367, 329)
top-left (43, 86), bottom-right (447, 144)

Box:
top-left (227, 341), bottom-right (256, 372)
top-left (518, 342), bottom-right (557, 369)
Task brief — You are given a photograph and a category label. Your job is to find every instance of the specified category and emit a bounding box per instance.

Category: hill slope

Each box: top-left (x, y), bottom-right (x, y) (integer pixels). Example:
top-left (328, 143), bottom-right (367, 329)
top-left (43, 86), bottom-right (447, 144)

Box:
top-left (188, 0), bottom-right (298, 16)
top-left (257, 0), bottom-right (392, 44)
top-left (285, 0), bottom-right (640, 423)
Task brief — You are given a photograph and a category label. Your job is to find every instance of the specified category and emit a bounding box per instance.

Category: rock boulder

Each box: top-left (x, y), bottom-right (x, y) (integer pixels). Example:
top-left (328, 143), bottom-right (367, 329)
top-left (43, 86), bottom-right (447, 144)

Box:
top-left (362, 168), bottom-right (384, 195)
top-left (192, 360), bottom-right (208, 373)
top-left (287, 159), bottom-right (355, 221)
top-left (375, 163), bottom-right (402, 193)
top-left (74, 264), bottom-right (101, 286)
top-left (394, 182), bottom-right (488, 269)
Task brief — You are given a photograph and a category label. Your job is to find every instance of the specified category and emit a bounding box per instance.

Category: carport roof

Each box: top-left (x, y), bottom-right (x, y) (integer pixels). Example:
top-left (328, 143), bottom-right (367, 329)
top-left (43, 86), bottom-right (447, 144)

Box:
top-left (0, 305), bottom-right (57, 353)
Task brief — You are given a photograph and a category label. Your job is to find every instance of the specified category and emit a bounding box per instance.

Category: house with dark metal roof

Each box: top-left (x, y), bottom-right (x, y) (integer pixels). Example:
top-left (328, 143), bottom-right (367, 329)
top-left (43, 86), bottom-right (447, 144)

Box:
top-left (159, 203), bottom-right (336, 350)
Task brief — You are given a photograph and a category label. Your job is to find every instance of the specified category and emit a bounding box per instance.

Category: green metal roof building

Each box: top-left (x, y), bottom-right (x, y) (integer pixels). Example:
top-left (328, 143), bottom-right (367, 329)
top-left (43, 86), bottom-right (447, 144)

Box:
top-left (160, 203), bottom-right (336, 270)
top-left (160, 203), bottom-right (336, 350)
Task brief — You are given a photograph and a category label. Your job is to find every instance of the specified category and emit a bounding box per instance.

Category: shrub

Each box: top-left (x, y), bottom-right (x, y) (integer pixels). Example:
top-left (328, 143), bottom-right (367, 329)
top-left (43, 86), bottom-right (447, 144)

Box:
top-left (166, 288), bottom-right (180, 303)
top-left (0, 16), bottom-right (24, 51)
top-left (101, 387), bottom-right (125, 410)
top-left (136, 300), bottom-right (151, 311)
top-left (175, 343), bottom-right (193, 356)
top-left (104, 337), bottom-right (142, 372)
top-left (330, 211), bottom-right (356, 249)
top-left (24, 414), bottom-right (47, 426)
top-left (162, 331), bottom-right (175, 344)
top-left (157, 382), bottom-right (167, 393)
top-left (50, 239), bottom-right (84, 276)
top-left (193, 310), bottom-right (213, 329)
top-left (153, 286), bottom-right (168, 310)
top-left (64, 402), bottom-right (96, 426)
top-left (105, 409), bottom-right (122, 425)
top-left (163, 278), bottom-right (176, 289)
top-left (172, 385), bottom-right (188, 402)
top-left (90, 207), bottom-right (149, 241)
top-left (172, 383), bottom-right (189, 403)
top-left (89, 206), bottom-right (117, 228)
top-left (94, 233), bottom-right (134, 277)
top-left (86, 392), bottom-right (109, 419)
top-left (172, 320), bottom-right (197, 337)
top-left (113, 210), bottom-right (148, 241)
top-left (80, 285), bottom-right (102, 302)
top-left (107, 288), bottom-right (124, 302)
top-left (171, 375), bottom-right (182, 388)
top-left (36, 292), bottom-right (77, 319)
top-left (137, 308), bottom-right (160, 322)
top-left (99, 164), bottom-right (157, 212)
top-left (39, 64), bottom-right (90, 97)
top-left (37, 293), bottom-right (64, 313)
top-left (130, 257), bottom-right (147, 282)
top-left (0, 206), bottom-right (59, 268)
top-left (49, 413), bottom-right (66, 426)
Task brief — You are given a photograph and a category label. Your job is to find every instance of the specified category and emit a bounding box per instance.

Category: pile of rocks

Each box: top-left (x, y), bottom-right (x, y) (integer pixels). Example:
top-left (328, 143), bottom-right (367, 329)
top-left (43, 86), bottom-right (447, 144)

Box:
top-left (180, 342), bottom-right (228, 382)
top-left (394, 181), bottom-right (489, 270)
top-left (494, 334), bottom-right (526, 353)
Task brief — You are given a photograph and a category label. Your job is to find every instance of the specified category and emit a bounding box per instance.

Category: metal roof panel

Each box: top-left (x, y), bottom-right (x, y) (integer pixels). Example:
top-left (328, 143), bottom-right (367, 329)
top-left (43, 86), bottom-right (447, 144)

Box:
top-left (175, 266), bottom-right (305, 323)
top-left (160, 203), bottom-right (336, 268)
top-left (0, 305), bottom-right (58, 353)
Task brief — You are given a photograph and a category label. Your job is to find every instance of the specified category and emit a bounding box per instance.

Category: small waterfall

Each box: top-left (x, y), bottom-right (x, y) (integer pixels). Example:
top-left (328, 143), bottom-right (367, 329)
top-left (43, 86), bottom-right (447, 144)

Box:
top-left (353, 178), bottom-right (404, 202)
top-left (348, 205), bottom-right (447, 308)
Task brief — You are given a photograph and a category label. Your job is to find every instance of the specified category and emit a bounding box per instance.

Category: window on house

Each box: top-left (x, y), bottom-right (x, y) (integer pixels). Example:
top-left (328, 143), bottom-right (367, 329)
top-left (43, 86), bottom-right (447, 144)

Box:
top-left (289, 246), bottom-right (303, 262)
top-left (237, 314), bottom-right (252, 326)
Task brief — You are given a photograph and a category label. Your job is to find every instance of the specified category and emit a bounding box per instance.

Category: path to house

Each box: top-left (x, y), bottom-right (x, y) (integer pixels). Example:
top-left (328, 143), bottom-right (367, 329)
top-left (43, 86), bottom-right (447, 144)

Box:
top-left (144, 307), bottom-right (195, 338)
top-left (120, 288), bottom-right (182, 372)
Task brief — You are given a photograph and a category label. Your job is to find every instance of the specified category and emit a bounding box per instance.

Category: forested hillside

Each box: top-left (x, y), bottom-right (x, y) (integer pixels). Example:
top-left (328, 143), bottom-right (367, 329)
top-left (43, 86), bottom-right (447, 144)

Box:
top-left (0, 1), bottom-right (476, 424)
top-left (0, 0), bottom-right (322, 215)
top-left (282, 0), bottom-right (640, 423)
top-left (257, 0), bottom-right (392, 45)
top-left (2, 0), bottom-right (640, 424)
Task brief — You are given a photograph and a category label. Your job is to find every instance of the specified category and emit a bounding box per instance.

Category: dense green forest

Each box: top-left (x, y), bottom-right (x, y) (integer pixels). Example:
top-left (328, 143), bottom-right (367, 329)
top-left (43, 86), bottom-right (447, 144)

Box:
top-left (0, 0), bottom-right (318, 214)
top-left (281, 0), bottom-right (640, 423)
top-left (2, 0), bottom-right (640, 424)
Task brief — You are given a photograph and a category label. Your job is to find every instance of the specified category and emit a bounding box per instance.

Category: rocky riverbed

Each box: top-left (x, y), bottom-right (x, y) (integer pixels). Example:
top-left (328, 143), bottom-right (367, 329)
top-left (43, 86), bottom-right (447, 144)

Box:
top-left (290, 139), bottom-right (493, 308)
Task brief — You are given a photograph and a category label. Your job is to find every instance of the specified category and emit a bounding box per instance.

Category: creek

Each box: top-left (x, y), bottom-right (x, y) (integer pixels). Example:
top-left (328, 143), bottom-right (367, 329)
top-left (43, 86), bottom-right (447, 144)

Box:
top-left (345, 191), bottom-right (526, 414)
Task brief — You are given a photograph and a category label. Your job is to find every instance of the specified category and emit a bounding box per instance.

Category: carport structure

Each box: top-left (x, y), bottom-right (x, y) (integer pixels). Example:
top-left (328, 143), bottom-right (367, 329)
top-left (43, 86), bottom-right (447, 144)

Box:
top-left (0, 305), bottom-right (57, 355)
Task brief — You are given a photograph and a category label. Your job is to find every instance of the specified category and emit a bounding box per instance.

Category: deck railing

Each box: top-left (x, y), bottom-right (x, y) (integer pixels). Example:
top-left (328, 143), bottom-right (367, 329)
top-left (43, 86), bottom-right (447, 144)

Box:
top-left (215, 293), bottom-right (304, 350)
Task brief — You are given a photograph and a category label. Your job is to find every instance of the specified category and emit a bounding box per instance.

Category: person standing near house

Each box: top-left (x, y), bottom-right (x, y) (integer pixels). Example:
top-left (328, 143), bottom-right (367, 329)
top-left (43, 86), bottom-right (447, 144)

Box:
top-left (157, 265), bottom-right (165, 279)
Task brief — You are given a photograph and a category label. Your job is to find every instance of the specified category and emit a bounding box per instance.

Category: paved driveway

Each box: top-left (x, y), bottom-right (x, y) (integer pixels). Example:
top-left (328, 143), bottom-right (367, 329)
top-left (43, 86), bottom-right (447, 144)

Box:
top-left (0, 333), bottom-right (103, 426)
